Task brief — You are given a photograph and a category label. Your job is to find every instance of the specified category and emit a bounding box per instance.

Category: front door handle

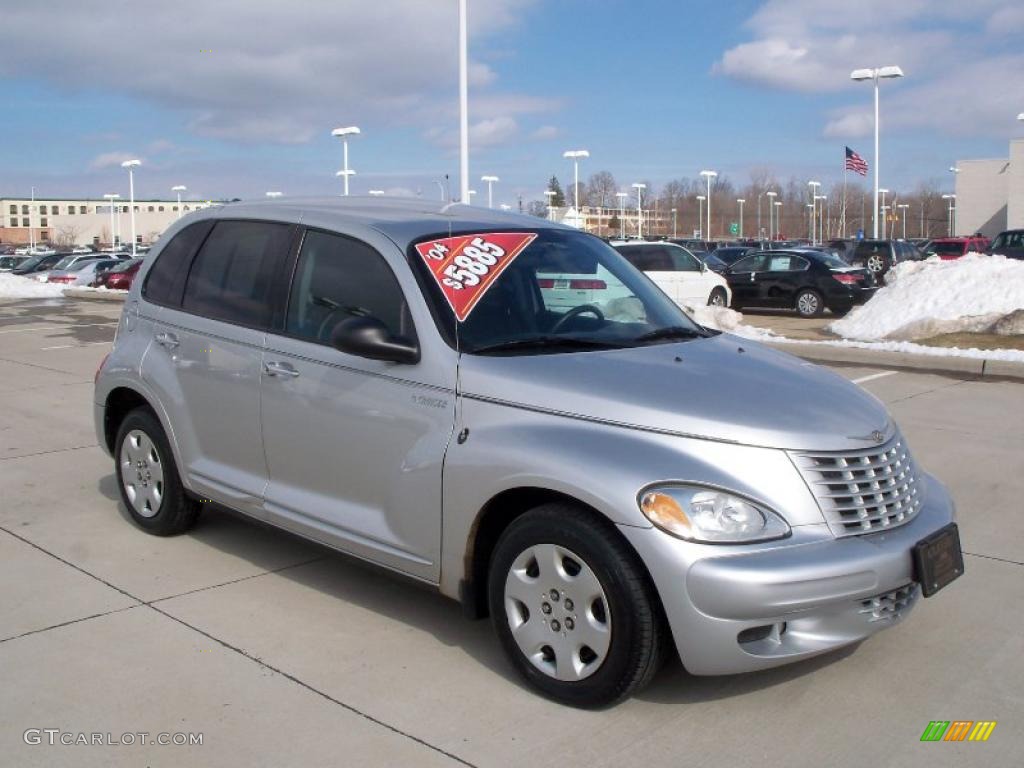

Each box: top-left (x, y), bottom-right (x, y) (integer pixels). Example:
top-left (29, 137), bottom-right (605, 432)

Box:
top-left (264, 361), bottom-right (299, 378)
top-left (155, 331), bottom-right (179, 349)
top-left (749, 273), bottom-right (756, 282)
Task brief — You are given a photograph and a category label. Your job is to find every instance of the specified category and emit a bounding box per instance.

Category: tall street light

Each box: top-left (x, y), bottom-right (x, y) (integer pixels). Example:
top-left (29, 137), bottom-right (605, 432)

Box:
top-left (878, 188), bottom-right (890, 237)
top-left (765, 190), bottom-right (777, 239)
top-left (171, 185), bottom-right (186, 220)
top-left (696, 195), bottom-right (706, 239)
top-left (458, 0), bottom-right (469, 202)
top-left (736, 198), bottom-right (745, 238)
top-left (615, 191), bottom-right (628, 237)
top-left (942, 194), bottom-right (956, 235)
top-left (774, 200), bottom-right (783, 239)
top-left (332, 126), bottom-right (360, 196)
top-left (266, 191), bottom-right (283, 198)
top-left (481, 175), bottom-right (499, 208)
top-left (806, 203), bottom-right (814, 242)
top-left (103, 194), bottom-right (120, 251)
top-left (632, 183), bottom-right (646, 238)
top-left (807, 181), bottom-right (821, 244)
top-left (563, 150), bottom-right (589, 226)
top-left (815, 197), bottom-right (824, 242)
top-left (121, 159), bottom-right (141, 256)
top-left (544, 190), bottom-right (556, 221)
top-left (671, 208), bottom-right (678, 238)
top-left (699, 169), bottom-right (717, 241)
top-left (851, 65), bottom-right (904, 238)
top-left (897, 203), bottom-right (909, 239)
top-left (466, 189), bottom-right (477, 205)
top-left (814, 195), bottom-right (827, 244)
top-left (368, 190), bottom-right (385, 196)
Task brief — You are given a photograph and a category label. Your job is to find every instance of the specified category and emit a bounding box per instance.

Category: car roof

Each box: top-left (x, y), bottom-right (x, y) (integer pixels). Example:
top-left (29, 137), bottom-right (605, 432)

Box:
top-left (209, 196), bottom-right (568, 248)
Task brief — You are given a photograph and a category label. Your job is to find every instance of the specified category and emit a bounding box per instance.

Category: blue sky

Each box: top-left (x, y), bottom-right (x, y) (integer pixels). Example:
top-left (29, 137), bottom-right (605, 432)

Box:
top-left (1, 0), bottom-right (1021, 205)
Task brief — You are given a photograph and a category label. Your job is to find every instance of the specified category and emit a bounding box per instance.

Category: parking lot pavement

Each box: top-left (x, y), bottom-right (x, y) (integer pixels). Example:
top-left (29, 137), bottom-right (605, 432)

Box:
top-left (2, 299), bottom-right (1021, 767)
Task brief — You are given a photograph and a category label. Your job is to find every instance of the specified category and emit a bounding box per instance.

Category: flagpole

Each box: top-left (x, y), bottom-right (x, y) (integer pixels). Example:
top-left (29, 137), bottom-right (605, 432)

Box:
top-left (842, 156), bottom-right (848, 239)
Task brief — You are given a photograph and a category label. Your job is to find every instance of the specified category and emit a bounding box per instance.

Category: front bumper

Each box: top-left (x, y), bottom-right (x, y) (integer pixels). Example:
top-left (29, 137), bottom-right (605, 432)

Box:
top-left (618, 472), bottom-right (957, 675)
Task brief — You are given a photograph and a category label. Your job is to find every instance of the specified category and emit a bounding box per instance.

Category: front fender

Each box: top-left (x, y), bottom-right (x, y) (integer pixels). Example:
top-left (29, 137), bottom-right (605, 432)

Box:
top-left (438, 395), bottom-right (824, 600)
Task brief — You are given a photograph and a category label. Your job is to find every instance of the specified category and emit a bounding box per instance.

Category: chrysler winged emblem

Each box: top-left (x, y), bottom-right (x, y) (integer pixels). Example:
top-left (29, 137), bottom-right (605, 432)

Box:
top-left (850, 429), bottom-right (888, 443)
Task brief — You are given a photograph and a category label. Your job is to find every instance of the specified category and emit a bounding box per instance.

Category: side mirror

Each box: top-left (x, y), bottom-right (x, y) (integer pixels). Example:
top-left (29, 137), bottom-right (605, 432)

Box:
top-left (330, 316), bottom-right (419, 364)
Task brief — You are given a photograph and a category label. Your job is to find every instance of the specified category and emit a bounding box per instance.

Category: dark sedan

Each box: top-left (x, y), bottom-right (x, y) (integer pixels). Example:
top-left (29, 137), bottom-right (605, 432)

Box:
top-left (708, 246), bottom-right (752, 267)
top-left (10, 252), bottom-right (63, 275)
top-left (724, 249), bottom-right (877, 317)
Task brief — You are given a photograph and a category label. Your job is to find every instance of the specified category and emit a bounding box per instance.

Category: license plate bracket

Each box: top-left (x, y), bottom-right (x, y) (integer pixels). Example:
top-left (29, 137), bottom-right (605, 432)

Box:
top-left (913, 523), bottom-right (964, 597)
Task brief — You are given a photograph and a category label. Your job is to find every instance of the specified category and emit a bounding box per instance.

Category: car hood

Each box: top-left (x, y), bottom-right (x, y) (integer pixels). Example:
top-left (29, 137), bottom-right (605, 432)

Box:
top-left (458, 333), bottom-right (892, 451)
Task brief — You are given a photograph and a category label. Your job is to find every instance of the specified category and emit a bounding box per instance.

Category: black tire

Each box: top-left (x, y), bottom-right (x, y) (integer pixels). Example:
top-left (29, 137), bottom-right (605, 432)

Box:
top-left (488, 503), bottom-right (668, 708)
top-left (795, 288), bottom-right (824, 318)
top-left (707, 287), bottom-right (728, 307)
top-left (114, 407), bottom-right (199, 536)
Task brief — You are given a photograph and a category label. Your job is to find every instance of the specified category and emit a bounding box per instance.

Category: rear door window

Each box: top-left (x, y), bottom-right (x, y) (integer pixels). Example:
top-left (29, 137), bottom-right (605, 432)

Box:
top-left (182, 220), bottom-right (292, 328)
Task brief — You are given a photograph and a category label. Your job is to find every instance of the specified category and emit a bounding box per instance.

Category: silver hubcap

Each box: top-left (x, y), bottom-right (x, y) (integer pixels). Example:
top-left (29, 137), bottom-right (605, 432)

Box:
top-left (867, 255), bottom-right (884, 273)
top-left (797, 292), bottom-right (819, 315)
top-left (120, 429), bottom-right (164, 517)
top-left (709, 291), bottom-right (725, 306)
top-left (504, 543), bottom-right (611, 682)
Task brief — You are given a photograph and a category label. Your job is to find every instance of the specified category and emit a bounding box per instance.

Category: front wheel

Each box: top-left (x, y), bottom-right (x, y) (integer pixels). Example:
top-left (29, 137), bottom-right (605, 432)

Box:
top-left (488, 503), bottom-right (668, 707)
top-left (795, 288), bottom-right (824, 317)
top-left (707, 287), bottom-right (728, 307)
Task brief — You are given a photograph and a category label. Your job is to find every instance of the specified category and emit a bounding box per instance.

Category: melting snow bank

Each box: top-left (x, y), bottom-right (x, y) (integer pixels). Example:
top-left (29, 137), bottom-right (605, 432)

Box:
top-left (0, 273), bottom-right (66, 299)
top-left (828, 254), bottom-right (1024, 341)
top-left (686, 305), bottom-right (778, 341)
top-left (768, 335), bottom-right (1024, 363)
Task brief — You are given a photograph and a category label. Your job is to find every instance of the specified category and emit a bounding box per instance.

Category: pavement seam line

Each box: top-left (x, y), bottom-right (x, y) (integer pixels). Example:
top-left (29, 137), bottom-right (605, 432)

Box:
top-left (0, 354), bottom-right (92, 377)
top-left (0, 604), bottom-right (142, 645)
top-left (962, 551), bottom-right (1024, 567)
top-left (0, 525), bottom-right (476, 767)
top-left (0, 444), bottom-right (99, 462)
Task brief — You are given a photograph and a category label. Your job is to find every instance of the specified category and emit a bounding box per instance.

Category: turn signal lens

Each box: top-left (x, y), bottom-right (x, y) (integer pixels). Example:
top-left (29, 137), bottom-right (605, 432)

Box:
top-left (639, 486), bottom-right (790, 544)
top-left (640, 492), bottom-right (693, 538)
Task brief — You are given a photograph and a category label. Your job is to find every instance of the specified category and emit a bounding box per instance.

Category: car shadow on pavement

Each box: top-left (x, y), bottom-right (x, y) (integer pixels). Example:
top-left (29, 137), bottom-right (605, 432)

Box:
top-left (97, 472), bottom-right (863, 702)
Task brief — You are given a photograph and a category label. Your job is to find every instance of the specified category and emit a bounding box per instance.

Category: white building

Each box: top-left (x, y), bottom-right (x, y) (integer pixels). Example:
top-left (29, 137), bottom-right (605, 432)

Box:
top-left (954, 138), bottom-right (1024, 237)
top-left (0, 197), bottom-right (214, 248)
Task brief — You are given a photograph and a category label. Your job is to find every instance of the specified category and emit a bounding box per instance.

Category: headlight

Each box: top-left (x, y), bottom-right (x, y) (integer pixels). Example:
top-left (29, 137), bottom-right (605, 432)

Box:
top-left (639, 486), bottom-right (790, 543)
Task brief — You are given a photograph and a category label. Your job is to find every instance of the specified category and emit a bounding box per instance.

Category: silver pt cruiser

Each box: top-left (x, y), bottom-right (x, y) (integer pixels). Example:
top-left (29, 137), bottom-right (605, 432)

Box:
top-left (94, 198), bottom-right (963, 707)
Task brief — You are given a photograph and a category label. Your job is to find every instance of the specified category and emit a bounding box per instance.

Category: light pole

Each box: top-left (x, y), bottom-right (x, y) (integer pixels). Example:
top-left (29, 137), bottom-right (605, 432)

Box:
top-left (435, 180), bottom-right (446, 201)
top-left (544, 190), bottom-right (556, 221)
top-left (29, 186), bottom-right (35, 250)
top-left (121, 159), bottom-right (141, 256)
top-left (103, 194), bottom-right (120, 251)
top-left (736, 198), bottom-right (745, 238)
top-left (616, 191), bottom-right (628, 237)
top-left (806, 203), bottom-right (814, 242)
top-left (563, 150), bottom-right (589, 226)
top-left (942, 194), bottom-right (956, 236)
top-left (458, 0), bottom-right (469, 203)
top-left (807, 181), bottom-right (821, 244)
top-left (878, 188), bottom-right (889, 238)
top-left (632, 183), bottom-right (646, 238)
top-left (332, 126), bottom-right (360, 196)
top-left (266, 191), bottom-right (283, 198)
top-left (699, 169), bottom-right (717, 241)
top-left (774, 200), bottom-right (783, 239)
top-left (696, 195), bottom-right (705, 238)
top-left (814, 195), bottom-right (826, 243)
top-left (171, 185), bottom-right (186, 220)
top-left (897, 203), bottom-right (909, 239)
top-left (816, 197), bottom-right (825, 241)
top-left (466, 189), bottom-right (477, 205)
top-left (481, 175), bottom-right (499, 208)
top-left (671, 208), bottom-right (678, 238)
top-left (851, 65), bottom-right (904, 238)
top-left (765, 190), bottom-right (777, 239)
top-left (368, 190), bottom-right (385, 196)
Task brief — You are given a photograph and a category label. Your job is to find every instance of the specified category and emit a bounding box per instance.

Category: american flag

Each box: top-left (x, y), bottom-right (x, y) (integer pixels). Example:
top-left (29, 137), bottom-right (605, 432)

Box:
top-left (845, 146), bottom-right (868, 176)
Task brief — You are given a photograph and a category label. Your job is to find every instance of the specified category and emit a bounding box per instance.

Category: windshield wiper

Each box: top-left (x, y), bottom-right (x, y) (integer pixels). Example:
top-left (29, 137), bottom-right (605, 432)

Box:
top-left (632, 326), bottom-right (706, 344)
top-left (469, 336), bottom-right (625, 355)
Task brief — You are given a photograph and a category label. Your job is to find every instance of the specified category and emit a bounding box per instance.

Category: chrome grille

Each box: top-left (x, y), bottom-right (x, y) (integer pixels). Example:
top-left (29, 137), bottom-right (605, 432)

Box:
top-left (790, 435), bottom-right (922, 537)
top-left (859, 583), bottom-right (919, 622)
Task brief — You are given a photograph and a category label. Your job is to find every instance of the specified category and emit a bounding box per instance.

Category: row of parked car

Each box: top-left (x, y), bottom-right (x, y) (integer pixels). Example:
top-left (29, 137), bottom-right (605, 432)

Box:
top-left (0, 249), bottom-right (143, 290)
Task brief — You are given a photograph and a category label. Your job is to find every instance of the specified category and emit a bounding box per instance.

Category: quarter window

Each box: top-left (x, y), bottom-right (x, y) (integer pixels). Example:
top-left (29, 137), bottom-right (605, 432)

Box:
top-left (142, 221), bottom-right (214, 306)
top-left (182, 220), bottom-right (291, 327)
top-left (731, 253), bottom-right (770, 272)
top-left (285, 230), bottom-right (410, 344)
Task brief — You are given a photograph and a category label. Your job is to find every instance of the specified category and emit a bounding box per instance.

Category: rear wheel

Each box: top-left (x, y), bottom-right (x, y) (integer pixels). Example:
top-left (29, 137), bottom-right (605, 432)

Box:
top-left (488, 503), bottom-right (668, 707)
top-left (707, 287), bottom-right (728, 307)
top-left (115, 408), bottom-right (199, 536)
top-left (795, 289), bottom-right (824, 317)
top-left (866, 254), bottom-right (886, 276)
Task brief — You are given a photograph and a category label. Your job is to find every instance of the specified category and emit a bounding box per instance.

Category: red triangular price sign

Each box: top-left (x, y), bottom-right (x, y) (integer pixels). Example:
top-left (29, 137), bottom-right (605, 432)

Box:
top-left (414, 232), bottom-right (537, 321)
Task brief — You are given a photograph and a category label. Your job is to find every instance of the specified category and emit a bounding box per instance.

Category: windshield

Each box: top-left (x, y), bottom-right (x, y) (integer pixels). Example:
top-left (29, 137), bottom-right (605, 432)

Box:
top-left (52, 255), bottom-right (76, 270)
top-left (110, 258), bottom-right (142, 273)
top-left (814, 251), bottom-right (854, 269)
top-left (929, 241), bottom-right (964, 255)
top-left (15, 255), bottom-right (43, 271)
top-left (410, 229), bottom-right (704, 355)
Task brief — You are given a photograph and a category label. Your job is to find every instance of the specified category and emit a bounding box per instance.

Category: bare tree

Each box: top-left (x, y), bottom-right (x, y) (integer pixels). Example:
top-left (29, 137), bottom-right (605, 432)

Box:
top-left (52, 223), bottom-right (84, 247)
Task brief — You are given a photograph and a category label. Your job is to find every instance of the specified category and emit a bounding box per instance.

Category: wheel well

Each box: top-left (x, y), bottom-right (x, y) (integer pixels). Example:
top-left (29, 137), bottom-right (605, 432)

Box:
top-left (459, 488), bottom-right (645, 621)
top-left (103, 387), bottom-right (152, 453)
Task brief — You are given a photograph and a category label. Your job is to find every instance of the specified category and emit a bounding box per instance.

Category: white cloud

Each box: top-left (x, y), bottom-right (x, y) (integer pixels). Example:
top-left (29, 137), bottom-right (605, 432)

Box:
top-left (0, 0), bottom-right (541, 145)
top-left (715, 1), bottom-right (1024, 138)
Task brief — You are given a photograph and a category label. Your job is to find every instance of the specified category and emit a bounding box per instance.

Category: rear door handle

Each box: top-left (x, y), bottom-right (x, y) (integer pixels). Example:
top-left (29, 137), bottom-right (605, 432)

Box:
top-left (155, 331), bottom-right (179, 349)
top-left (264, 361), bottom-right (299, 378)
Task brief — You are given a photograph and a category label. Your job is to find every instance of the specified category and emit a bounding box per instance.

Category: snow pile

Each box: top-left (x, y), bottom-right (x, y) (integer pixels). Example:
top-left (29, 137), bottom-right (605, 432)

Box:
top-left (770, 335), bottom-right (1024, 363)
top-left (829, 254), bottom-right (1024, 341)
top-left (0, 272), bottom-right (66, 299)
top-left (686, 304), bottom-right (777, 341)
